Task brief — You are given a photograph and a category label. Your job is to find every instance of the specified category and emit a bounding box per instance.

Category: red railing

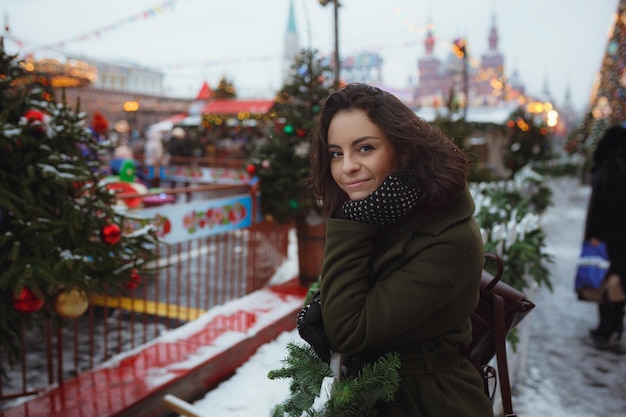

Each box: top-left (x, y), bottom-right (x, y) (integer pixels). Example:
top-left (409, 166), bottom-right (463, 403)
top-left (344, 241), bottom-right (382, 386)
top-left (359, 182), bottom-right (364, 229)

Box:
top-left (0, 184), bottom-right (291, 409)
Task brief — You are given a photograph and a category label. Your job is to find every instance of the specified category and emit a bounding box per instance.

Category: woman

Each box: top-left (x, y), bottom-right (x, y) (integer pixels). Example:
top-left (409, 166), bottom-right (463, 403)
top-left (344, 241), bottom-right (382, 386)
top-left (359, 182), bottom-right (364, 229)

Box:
top-left (299, 83), bottom-right (493, 416)
top-left (585, 125), bottom-right (626, 343)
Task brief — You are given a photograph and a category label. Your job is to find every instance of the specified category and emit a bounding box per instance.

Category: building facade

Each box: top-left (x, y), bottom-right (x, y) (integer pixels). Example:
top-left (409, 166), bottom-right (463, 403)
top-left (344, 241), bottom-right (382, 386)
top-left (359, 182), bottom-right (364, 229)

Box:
top-left (56, 56), bottom-right (193, 135)
top-left (414, 16), bottom-right (527, 109)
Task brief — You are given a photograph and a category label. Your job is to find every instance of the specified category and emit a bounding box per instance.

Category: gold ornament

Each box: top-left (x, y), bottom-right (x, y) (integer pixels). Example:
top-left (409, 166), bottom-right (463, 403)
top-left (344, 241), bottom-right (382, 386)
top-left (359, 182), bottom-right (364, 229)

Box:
top-left (53, 287), bottom-right (89, 319)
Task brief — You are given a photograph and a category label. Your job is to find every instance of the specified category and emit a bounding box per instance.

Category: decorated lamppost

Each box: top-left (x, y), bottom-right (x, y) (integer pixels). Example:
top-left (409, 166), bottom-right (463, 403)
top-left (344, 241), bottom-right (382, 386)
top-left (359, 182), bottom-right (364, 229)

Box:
top-left (319, 0), bottom-right (340, 88)
top-left (452, 37), bottom-right (468, 119)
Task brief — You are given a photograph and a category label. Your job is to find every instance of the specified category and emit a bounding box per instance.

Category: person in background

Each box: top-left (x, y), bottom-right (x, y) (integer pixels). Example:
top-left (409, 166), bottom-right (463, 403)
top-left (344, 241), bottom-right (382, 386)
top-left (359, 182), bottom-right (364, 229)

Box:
top-left (168, 126), bottom-right (192, 159)
top-left (585, 124), bottom-right (626, 344)
top-left (298, 83), bottom-right (493, 416)
top-left (144, 131), bottom-right (164, 166)
top-left (113, 137), bottom-right (134, 160)
top-left (143, 131), bottom-right (165, 188)
top-left (130, 132), bottom-right (147, 157)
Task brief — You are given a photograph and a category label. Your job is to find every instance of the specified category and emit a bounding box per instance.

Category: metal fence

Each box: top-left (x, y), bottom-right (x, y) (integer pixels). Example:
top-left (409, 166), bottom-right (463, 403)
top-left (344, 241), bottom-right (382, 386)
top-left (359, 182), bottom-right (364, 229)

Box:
top-left (0, 184), bottom-right (291, 408)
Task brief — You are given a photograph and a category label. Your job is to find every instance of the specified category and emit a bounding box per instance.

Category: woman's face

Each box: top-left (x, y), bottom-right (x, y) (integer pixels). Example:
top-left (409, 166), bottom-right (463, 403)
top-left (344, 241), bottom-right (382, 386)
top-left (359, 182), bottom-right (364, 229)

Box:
top-left (327, 109), bottom-right (399, 201)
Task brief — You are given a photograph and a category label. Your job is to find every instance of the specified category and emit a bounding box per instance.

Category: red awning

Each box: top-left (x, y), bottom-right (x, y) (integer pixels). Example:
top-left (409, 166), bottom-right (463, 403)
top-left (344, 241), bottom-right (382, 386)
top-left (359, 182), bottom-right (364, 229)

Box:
top-left (202, 99), bottom-right (275, 115)
top-left (195, 81), bottom-right (213, 101)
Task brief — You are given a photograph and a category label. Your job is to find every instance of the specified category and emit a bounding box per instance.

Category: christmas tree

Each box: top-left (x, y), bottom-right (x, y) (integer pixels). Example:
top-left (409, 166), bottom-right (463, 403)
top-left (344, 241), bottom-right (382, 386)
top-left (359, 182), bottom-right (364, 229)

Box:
top-left (250, 48), bottom-right (333, 223)
top-left (503, 107), bottom-right (553, 175)
top-left (565, 0), bottom-right (626, 160)
top-left (0, 40), bottom-right (161, 375)
top-left (212, 76), bottom-right (237, 100)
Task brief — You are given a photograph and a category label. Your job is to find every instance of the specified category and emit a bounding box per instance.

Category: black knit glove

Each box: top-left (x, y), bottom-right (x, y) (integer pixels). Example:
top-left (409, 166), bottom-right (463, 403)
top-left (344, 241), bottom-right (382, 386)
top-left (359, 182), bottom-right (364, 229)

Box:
top-left (296, 293), bottom-right (331, 363)
top-left (340, 170), bottom-right (420, 226)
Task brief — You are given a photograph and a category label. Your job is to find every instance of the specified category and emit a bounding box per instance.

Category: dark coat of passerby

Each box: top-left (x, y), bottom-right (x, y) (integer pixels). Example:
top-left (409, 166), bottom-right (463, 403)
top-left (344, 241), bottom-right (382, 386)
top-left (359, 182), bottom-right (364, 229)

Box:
top-left (168, 127), bottom-right (193, 159)
top-left (585, 124), bottom-right (626, 343)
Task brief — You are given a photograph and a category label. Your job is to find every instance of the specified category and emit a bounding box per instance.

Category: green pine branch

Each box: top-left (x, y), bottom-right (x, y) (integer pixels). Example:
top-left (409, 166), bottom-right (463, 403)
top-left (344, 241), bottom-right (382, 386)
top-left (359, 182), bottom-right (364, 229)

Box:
top-left (269, 342), bottom-right (401, 417)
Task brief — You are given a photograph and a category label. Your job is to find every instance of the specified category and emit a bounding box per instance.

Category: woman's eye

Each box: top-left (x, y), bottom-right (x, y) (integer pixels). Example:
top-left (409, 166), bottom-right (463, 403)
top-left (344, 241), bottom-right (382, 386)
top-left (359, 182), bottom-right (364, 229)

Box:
top-left (358, 144), bottom-right (374, 153)
top-left (329, 150), bottom-right (342, 159)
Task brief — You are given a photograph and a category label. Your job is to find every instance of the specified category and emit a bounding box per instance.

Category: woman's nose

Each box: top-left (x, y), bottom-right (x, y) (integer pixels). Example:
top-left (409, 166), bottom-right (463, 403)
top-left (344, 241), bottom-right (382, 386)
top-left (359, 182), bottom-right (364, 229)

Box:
top-left (342, 155), bottom-right (359, 173)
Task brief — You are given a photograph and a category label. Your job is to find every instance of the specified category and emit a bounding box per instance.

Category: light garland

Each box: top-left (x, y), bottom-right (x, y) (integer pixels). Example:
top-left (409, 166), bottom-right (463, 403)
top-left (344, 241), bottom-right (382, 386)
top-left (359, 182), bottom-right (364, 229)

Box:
top-left (44, 0), bottom-right (187, 50)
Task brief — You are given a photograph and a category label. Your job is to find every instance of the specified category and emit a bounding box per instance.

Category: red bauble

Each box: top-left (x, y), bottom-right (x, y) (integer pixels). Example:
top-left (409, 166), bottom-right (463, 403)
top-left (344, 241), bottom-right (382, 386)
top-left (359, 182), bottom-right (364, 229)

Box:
top-left (246, 164), bottom-right (256, 175)
top-left (23, 109), bottom-right (47, 134)
top-left (24, 109), bottom-right (45, 124)
top-left (11, 287), bottom-right (45, 313)
top-left (124, 269), bottom-right (141, 290)
top-left (100, 223), bottom-right (122, 245)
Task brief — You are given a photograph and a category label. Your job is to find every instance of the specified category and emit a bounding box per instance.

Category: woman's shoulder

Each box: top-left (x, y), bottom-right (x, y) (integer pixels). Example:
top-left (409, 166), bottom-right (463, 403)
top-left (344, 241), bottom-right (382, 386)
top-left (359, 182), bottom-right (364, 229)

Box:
top-left (409, 187), bottom-right (475, 233)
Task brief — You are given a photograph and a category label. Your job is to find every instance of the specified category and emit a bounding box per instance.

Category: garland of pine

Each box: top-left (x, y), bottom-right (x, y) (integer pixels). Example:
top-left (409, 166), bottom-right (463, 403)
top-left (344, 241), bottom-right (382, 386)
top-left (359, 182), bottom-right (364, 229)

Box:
top-left (268, 343), bottom-right (401, 417)
top-left (268, 283), bottom-right (401, 417)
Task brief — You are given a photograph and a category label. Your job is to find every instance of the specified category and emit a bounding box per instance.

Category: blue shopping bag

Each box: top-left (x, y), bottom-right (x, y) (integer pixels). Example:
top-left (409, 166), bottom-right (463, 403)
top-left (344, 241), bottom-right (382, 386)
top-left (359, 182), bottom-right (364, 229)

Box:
top-left (574, 240), bottom-right (609, 290)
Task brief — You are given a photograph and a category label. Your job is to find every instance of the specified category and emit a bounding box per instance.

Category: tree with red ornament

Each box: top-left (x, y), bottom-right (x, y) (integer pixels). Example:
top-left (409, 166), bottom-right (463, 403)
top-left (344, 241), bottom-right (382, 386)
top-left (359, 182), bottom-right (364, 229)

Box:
top-left (0, 39), bottom-right (160, 374)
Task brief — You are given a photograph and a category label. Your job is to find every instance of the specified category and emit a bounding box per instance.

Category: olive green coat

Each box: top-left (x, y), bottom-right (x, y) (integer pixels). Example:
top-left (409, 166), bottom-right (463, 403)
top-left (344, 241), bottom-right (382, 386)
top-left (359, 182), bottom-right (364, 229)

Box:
top-left (320, 186), bottom-right (494, 417)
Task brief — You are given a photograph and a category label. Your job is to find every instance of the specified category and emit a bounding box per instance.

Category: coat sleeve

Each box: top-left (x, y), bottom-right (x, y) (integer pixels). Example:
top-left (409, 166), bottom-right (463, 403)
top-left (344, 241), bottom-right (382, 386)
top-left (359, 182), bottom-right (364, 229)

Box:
top-left (585, 161), bottom-right (613, 240)
top-left (320, 214), bottom-right (483, 354)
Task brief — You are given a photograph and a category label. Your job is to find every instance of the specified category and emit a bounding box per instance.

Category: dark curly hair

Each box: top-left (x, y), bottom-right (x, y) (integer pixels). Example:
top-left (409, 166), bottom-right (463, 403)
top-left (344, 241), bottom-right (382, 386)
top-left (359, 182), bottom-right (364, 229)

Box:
top-left (308, 82), bottom-right (471, 216)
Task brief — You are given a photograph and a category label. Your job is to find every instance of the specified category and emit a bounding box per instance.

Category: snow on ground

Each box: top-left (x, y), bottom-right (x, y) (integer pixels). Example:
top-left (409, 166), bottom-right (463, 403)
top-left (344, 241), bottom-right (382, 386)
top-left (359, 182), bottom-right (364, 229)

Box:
top-left (511, 178), bottom-right (626, 417)
top-left (181, 177), bottom-right (626, 417)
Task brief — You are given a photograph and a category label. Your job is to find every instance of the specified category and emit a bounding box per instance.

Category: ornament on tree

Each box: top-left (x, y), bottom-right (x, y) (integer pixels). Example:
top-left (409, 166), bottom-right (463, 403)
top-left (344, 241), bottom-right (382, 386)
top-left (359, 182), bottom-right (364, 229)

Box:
top-left (124, 269), bottom-right (141, 290)
top-left (11, 287), bottom-right (45, 313)
top-left (22, 109), bottom-right (48, 134)
top-left (100, 223), bottom-right (122, 245)
top-left (53, 287), bottom-right (89, 319)
top-left (23, 109), bottom-right (45, 123)
top-left (246, 164), bottom-right (256, 175)
top-left (283, 124), bottom-right (295, 135)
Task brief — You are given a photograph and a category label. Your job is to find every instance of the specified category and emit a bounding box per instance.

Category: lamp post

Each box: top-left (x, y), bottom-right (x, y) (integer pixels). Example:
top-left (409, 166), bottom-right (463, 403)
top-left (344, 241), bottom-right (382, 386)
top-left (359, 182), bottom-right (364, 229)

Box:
top-left (123, 100), bottom-right (139, 135)
top-left (452, 38), bottom-right (468, 119)
top-left (319, 0), bottom-right (340, 88)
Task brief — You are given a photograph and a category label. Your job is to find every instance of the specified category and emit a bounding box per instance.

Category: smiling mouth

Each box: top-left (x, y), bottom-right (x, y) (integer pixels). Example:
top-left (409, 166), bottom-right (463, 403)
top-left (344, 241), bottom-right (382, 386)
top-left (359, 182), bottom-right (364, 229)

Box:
top-left (344, 179), bottom-right (370, 189)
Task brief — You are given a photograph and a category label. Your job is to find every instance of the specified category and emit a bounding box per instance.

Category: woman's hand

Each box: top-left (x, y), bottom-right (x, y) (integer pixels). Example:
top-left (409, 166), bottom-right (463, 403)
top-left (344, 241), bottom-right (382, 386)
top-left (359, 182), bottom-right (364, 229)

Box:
top-left (296, 293), bottom-right (332, 362)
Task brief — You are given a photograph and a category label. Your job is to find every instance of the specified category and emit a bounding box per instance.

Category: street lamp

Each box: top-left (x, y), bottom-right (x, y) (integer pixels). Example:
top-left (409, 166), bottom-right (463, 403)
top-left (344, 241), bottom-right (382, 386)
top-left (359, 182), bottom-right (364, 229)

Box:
top-left (452, 38), bottom-right (468, 119)
top-left (123, 100), bottom-right (139, 135)
top-left (319, 0), bottom-right (340, 88)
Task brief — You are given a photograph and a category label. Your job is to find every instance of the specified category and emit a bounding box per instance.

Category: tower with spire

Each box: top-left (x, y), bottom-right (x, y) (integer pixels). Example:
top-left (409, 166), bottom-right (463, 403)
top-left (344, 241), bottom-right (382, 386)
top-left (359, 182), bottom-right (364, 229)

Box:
top-left (283, 0), bottom-right (300, 85)
top-left (415, 22), bottom-right (452, 107)
top-left (414, 13), bottom-right (526, 109)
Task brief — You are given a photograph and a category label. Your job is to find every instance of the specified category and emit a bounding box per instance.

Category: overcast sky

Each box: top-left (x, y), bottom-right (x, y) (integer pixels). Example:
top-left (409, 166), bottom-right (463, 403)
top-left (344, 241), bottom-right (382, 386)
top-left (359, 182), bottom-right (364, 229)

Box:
top-left (1, 0), bottom-right (619, 112)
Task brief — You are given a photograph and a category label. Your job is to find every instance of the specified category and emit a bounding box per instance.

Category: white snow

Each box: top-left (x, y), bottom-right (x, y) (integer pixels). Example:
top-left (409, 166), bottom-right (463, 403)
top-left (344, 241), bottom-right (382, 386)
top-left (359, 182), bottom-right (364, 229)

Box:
top-left (172, 177), bottom-right (626, 417)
